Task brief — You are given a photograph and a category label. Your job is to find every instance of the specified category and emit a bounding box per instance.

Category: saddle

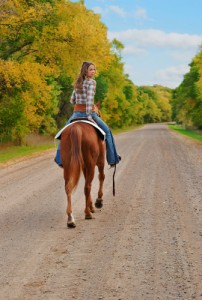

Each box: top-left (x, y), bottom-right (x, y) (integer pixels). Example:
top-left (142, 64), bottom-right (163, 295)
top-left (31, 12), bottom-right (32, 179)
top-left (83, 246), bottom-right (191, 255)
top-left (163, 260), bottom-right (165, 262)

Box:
top-left (55, 118), bottom-right (106, 141)
top-left (70, 117), bottom-right (89, 123)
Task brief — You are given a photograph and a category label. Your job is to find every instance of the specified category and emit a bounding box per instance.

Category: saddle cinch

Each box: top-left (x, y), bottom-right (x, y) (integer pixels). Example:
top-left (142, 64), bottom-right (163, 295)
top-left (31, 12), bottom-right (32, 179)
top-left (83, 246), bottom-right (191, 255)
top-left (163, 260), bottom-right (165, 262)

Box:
top-left (54, 118), bottom-right (106, 141)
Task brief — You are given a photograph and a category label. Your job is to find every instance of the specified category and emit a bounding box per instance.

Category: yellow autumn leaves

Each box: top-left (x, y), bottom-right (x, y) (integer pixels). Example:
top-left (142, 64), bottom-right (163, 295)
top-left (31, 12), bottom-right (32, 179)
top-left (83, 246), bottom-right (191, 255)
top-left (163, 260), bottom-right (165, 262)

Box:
top-left (0, 0), bottom-right (113, 143)
top-left (0, 0), bottom-right (174, 144)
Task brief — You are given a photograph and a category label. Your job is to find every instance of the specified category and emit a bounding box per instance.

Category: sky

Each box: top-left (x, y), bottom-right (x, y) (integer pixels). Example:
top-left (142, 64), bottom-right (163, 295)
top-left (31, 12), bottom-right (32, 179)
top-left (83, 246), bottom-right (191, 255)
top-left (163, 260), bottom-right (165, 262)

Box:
top-left (71, 0), bottom-right (202, 88)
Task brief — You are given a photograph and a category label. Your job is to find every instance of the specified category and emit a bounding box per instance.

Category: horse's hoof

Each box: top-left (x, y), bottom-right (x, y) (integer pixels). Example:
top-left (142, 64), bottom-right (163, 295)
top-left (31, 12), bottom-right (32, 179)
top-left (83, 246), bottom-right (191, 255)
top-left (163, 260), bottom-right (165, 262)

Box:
top-left (67, 222), bottom-right (76, 228)
top-left (95, 198), bottom-right (103, 208)
top-left (85, 214), bottom-right (93, 220)
top-left (90, 207), bottom-right (95, 213)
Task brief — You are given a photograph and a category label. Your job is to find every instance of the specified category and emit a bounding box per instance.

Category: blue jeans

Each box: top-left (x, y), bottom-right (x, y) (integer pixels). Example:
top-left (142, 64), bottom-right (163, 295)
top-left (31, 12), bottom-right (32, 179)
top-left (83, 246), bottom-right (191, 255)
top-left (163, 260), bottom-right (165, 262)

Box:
top-left (55, 112), bottom-right (120, 166)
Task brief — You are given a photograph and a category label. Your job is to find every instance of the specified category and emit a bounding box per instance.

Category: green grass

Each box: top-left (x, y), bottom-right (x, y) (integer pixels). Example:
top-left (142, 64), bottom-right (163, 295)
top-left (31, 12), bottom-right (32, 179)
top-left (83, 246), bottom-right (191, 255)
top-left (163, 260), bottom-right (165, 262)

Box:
top-left (112, 124), bottom-right (142, 134)
top-left (168, 124), bottom-right (202, 142)
top-left (0, 144), bottom-right (55, 164)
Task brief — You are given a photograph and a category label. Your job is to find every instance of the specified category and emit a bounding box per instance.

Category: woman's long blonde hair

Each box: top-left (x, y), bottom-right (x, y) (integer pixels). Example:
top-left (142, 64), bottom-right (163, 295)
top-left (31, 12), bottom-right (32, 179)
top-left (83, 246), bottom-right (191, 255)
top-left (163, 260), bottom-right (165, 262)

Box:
top-left (74, 61), bottom-right (95, 93)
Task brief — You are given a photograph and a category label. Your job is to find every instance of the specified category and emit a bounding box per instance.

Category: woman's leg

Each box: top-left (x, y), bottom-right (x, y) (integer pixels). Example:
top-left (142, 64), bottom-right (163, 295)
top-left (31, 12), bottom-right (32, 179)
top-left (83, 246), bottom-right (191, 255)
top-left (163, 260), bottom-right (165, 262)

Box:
top-left (92, 113), bottom-right (120, 165)
top-left (55, 143), bottom-right (63, 166)
top-left (55, 116), bottom-right (73, 166)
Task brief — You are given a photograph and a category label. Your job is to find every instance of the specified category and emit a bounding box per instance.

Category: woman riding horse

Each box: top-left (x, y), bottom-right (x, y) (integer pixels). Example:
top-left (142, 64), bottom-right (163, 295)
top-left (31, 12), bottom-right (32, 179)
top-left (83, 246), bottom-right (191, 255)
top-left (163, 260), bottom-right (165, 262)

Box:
top-left (54, 61), bottom-right (121, 168)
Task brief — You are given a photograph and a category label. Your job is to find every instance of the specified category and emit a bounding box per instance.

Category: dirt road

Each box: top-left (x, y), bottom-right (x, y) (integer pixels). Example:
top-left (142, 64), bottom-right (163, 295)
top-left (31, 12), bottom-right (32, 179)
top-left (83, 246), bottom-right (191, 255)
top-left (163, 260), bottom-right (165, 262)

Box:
top-left (0, 123), bottom-right (201, 300)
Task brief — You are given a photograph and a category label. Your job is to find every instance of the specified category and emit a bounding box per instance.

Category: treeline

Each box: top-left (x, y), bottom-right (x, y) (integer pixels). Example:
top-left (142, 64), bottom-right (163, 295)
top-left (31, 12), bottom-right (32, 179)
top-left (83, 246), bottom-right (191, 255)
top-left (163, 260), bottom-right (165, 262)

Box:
top-left (0, 0), bottom-right (172, 144)
top-left (172, 47), bottom-right (202, 129)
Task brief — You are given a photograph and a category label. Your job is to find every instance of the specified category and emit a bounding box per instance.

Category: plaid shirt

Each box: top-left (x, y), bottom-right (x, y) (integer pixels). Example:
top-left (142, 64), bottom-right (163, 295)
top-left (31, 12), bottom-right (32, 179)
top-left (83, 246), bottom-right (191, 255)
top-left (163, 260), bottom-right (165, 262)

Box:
top-left (70, 78), bottom-right (96, 118)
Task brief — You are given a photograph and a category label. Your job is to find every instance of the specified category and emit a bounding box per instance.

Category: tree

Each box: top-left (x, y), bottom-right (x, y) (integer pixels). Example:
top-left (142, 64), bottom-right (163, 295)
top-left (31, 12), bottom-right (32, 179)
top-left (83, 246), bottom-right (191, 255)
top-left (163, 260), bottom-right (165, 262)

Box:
top-left (0, 59), bottom-right (59, 144)
top-left (137, 86), bottom-right (172, 123)
top-left (0, 0), bottom-right (114, 142)
top-left (172, 47), bottom-right (202, 128)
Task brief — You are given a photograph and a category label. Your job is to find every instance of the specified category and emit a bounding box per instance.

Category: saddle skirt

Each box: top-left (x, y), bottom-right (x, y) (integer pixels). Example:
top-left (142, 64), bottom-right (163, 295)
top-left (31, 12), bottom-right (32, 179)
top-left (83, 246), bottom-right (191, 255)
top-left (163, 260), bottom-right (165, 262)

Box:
top-left (55, 120), bottom-right (106, 141)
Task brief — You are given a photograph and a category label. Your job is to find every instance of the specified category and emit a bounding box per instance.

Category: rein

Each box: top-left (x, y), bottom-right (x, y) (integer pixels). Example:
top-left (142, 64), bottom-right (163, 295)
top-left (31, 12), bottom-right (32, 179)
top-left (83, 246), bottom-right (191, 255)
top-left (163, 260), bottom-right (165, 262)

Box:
top-left (113, 164), bottom-right (116, 196)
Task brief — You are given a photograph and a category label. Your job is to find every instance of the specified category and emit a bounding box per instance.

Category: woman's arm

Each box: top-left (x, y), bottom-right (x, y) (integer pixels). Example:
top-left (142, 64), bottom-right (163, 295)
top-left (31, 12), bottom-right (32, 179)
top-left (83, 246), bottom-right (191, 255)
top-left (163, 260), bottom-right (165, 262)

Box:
top-left (86, 80), bottom-right (96, 120)
top-left (70, 90), bottom-right (76, 104)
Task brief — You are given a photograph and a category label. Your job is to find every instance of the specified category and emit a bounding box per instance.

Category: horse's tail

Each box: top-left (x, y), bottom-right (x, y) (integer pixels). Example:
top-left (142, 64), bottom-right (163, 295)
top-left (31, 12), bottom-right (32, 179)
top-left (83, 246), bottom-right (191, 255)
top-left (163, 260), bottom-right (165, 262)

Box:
top-left (67, 125), bottom-right (83, 193)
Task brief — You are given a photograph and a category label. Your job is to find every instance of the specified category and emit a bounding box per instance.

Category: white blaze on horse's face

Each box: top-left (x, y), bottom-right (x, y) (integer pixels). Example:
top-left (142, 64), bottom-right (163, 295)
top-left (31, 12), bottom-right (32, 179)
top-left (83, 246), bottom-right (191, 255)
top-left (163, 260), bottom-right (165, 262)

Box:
top-left (87, 65), bottom-right (96, 78)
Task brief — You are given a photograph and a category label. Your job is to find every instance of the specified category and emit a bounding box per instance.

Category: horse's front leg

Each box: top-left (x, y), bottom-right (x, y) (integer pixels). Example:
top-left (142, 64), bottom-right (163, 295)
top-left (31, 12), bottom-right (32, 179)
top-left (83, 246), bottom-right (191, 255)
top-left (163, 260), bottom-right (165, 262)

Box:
top-left (65, 185), bottom-right (76, 228)
top-left (95, 164), bottom-right (105, 209)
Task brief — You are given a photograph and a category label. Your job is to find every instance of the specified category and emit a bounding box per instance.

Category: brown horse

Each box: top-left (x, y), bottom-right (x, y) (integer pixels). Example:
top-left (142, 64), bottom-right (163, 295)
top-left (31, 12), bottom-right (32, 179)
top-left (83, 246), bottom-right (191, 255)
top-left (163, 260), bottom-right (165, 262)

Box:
top-left (60, 122), bottom-right (105, 228)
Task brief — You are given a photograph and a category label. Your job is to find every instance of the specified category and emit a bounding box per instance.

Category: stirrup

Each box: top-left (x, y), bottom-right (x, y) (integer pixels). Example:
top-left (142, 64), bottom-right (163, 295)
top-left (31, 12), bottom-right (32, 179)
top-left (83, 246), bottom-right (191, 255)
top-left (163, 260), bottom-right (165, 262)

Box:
top-left (109, 164), bottom-right (116, 168)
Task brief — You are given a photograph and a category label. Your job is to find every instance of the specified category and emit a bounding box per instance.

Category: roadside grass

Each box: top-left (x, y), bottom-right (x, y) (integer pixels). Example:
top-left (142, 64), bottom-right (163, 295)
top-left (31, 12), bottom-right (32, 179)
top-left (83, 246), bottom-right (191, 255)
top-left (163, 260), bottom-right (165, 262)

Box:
top-left (112, 124), bottom-right (142, 134)
top-left (0, 124), bottom-right (142, 165)
top-left (0, 144), bottom-right (55, 164)
top-left (168, 124), bottom-right (202, 142)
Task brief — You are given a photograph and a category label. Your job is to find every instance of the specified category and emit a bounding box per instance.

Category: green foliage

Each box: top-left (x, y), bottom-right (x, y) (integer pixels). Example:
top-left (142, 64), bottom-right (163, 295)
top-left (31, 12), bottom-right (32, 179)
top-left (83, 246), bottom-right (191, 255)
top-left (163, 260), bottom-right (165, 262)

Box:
top-left (171, 47), bottom-right (202, 129)
top-left (0, 59), bottom-right (59, 144)
top-left (137, 85), bottom-right (172, 123)
top-left (94, 73), bottom-right (108, 103)
top-left (54, 73), bottom-right (73, 128)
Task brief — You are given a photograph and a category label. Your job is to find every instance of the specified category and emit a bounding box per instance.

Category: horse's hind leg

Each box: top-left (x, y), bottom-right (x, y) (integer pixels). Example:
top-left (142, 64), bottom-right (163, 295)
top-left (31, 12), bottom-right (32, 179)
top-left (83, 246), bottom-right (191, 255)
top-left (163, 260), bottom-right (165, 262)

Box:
top-left (84, 168), bottom-right (95, 219)
top-left (95, 164), bottom-right (105, 209)
top-left (65, 185), bottom-right (76, 228)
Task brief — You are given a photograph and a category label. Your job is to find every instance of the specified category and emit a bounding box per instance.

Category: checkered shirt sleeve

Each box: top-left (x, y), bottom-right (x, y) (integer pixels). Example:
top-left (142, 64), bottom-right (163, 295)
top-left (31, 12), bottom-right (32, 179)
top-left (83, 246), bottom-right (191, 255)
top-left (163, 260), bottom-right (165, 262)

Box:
top-left (86, 80), bottom-right (96, 117)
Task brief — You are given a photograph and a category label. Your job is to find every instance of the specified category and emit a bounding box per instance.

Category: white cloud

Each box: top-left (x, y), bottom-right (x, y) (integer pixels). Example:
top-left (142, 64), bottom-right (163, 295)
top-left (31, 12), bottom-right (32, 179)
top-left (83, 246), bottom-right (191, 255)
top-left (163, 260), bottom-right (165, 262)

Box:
top-left (156, 65), bottom-right (190, 79)
top-left (93, 4), bottom-right (150, 21)
top-left (169, 49), bottom-right (199, 61)
top-left (154, 65), bottom-right (190, 88)
top-left (108, 28), bottom-right (201, 87)
top-left (107, 25), bottom-right (202, 87)
top-left (92, 6), bottom-right (108, 14)
top-left (123, 45), bottom-right (147, 55)
top-left (109, 5), bottom-right (126, 18)
top-left (134, 8), bottom-right (148, 20)
top-left (92, 4), bottom-right (127, 17)
top-left (124, 64), bottom-right (190, 88)
top-left (108, 29), bottom-right (202, 49)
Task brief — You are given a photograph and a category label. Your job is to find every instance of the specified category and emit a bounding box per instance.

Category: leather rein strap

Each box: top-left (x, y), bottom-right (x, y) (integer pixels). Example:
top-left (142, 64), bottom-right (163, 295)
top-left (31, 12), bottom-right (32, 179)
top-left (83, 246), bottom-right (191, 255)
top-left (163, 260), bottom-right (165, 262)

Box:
top-left (113, 164), bottom-right (116, 196)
